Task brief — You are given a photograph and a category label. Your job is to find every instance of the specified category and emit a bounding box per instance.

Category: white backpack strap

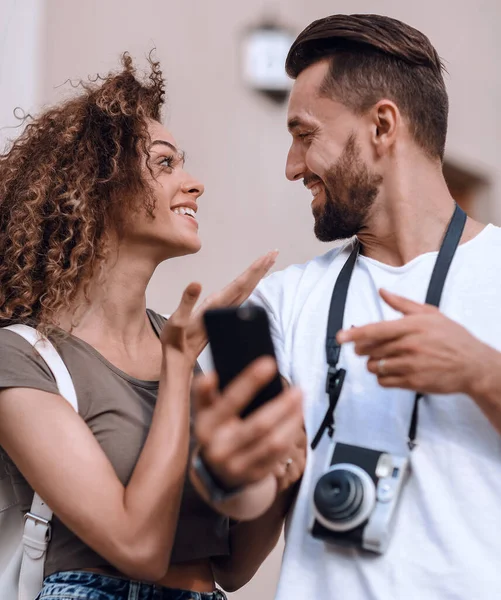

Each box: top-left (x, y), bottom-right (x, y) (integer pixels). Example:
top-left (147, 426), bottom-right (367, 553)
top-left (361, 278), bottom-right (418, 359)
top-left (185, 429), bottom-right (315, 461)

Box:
top-left (5, 324), bottom-right (78, 410)
top-left (4, 324), bottom-right (78, 600)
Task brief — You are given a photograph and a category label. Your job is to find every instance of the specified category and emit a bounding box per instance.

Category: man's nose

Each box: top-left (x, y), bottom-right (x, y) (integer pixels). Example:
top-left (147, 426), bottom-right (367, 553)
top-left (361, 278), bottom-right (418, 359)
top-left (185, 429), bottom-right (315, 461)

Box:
top-left (285, 145), bottom-right (306, 182)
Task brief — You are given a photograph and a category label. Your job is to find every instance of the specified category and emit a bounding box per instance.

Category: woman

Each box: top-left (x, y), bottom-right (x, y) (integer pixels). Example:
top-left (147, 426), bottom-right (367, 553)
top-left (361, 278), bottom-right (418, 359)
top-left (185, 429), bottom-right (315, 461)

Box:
top-left (0, 54), bottom-right (305, 599)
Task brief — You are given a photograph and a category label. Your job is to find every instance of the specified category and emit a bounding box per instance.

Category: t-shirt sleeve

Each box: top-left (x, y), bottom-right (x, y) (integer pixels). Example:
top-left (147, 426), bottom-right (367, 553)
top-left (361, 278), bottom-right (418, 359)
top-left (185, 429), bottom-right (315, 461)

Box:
top-left (0, 329), bottom-right (59, 395)
top-left (248, 272), bottom-right (292, 384)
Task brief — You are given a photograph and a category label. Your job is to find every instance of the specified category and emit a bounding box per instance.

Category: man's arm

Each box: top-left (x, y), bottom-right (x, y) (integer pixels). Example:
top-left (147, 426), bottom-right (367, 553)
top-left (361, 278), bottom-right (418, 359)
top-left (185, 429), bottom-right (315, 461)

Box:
top-left (464, 349), bottom-right (501, 434)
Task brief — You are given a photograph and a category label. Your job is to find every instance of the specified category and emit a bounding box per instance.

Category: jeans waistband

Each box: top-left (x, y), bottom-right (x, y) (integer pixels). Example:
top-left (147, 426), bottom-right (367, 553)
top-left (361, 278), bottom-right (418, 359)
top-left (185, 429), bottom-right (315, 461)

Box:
top-left (42, 570), bottom-right (227, 600)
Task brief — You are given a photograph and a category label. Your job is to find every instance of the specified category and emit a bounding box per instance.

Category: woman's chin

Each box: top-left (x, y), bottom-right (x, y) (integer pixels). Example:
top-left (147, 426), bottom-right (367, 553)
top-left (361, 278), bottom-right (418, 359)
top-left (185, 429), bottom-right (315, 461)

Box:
top-left (165, 237), bottom-right (202, 260)
top-left (183, 235), bottom-right (202, 255)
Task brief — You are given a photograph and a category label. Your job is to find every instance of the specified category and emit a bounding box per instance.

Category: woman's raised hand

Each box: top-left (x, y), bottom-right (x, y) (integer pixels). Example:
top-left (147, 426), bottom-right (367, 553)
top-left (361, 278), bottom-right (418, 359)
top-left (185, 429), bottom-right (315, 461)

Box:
top-left (161, 250), bottom-right (278, 366)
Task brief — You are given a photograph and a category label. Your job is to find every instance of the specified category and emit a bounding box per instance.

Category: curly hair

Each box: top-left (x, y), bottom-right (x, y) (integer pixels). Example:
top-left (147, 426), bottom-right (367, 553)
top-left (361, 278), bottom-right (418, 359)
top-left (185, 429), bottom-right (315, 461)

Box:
top-left (0, 52), bottom-right (165, 334)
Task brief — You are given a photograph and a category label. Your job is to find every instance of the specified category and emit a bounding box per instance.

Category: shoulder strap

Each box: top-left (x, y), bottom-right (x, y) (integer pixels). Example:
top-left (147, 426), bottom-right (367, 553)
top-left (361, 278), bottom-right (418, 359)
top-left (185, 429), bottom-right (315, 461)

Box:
top-left (5, 325), bottom-right (78, 411)
top-left (407, 204), bottom-right (467, 447)
top-left (3, 324), bottom-right (78, 600)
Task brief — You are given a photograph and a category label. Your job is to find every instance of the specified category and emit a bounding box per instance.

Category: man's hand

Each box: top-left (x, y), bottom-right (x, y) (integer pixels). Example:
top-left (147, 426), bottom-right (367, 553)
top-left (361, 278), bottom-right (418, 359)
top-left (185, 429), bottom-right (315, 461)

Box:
top-left (337, 289), bottom-right (495, 397)
top-left (193, 358), bottom-right (304, 491)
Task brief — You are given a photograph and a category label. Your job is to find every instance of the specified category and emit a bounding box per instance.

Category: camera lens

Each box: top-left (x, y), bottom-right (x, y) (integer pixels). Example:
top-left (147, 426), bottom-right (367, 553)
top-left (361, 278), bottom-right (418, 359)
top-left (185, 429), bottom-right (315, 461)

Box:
top-left (314, 469), bottom-right (364, 522)
top-left (313, 464), bottom-right (376, 532)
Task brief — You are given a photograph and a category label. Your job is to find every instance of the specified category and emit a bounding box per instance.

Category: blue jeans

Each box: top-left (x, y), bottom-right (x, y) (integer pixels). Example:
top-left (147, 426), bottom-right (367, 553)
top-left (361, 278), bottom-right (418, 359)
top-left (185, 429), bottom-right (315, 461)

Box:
top-left (37, 571), bottom-right (228, 600)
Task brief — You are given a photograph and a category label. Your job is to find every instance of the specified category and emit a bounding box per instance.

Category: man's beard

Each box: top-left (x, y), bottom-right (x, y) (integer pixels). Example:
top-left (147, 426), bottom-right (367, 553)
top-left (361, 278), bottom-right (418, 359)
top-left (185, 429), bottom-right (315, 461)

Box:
top-left (312, 134), bottom-right (382, 242)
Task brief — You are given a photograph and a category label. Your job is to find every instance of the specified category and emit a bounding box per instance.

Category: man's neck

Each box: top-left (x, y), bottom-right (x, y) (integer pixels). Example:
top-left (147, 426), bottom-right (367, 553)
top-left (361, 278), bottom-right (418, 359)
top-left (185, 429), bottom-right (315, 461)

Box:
top-left (356, 160), bottom-right (484, 266)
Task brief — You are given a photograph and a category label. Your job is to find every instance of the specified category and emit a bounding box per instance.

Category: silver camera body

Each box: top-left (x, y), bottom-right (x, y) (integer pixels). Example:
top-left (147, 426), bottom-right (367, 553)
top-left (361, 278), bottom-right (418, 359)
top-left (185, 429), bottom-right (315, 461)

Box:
top-left (310, 442), bottom-right (409, 554)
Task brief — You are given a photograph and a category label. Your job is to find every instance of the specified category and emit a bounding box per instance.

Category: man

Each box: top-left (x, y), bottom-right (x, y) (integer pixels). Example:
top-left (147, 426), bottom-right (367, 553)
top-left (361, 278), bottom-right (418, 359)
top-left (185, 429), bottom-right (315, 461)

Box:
top-left (192, 14), bottom-right (501, 599)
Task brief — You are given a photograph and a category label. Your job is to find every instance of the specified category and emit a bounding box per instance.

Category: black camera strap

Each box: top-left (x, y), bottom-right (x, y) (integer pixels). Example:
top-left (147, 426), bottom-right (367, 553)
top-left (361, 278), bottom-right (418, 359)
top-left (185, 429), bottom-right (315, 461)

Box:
top-left (311, 204), bottom-right (467, 451)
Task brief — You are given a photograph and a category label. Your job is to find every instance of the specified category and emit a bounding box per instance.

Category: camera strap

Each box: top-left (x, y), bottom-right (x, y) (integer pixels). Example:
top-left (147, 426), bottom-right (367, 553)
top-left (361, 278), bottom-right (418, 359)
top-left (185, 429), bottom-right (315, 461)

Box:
top-left (311, 204), bottom-right (467, 451)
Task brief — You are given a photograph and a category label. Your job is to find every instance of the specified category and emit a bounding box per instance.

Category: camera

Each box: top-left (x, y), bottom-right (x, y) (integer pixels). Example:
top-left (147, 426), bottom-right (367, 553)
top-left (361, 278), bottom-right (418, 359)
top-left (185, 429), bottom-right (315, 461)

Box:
top-left (310, 442), bottom-right (409, 554)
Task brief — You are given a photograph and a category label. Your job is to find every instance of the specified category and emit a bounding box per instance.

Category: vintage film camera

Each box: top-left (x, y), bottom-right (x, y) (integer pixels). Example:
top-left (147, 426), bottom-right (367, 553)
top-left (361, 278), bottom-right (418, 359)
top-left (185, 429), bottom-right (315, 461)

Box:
top-left (310, 442), bottom-right (409, 554)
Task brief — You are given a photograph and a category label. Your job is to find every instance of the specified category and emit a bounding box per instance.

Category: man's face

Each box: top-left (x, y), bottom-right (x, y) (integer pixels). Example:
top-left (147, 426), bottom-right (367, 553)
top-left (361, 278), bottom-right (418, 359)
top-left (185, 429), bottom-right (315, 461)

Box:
top-left (286, 60), bottom-right (382, 241)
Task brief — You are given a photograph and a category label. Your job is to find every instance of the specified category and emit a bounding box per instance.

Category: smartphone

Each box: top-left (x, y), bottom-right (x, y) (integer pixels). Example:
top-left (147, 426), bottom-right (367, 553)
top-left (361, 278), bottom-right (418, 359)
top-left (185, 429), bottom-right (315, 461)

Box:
top-left (203, 305), bottom-right (283, 418)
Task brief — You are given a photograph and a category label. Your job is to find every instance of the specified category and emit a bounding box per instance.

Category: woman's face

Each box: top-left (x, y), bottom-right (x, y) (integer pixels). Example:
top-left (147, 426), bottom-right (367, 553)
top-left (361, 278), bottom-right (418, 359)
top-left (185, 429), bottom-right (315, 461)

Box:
top-left (123, 119), bottom-right (205, 261)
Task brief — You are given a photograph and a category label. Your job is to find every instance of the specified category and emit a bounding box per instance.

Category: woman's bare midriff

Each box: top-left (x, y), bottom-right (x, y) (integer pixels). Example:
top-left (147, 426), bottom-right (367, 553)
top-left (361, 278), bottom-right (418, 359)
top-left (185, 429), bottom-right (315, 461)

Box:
top-left (83, 558), bottom-right (216, 592)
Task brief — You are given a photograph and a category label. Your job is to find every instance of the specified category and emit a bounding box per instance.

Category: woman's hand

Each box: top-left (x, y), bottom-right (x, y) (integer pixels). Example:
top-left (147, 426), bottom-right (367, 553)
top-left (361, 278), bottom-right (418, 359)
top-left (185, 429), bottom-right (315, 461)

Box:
top-left (273, 422), bottom-right (307, 493)
top-left (194, 358), bottom-right (304, 490)
top-left (160, 282), bottom-right (203, 366)
top-left (161, 250), bottom-right (278, 365)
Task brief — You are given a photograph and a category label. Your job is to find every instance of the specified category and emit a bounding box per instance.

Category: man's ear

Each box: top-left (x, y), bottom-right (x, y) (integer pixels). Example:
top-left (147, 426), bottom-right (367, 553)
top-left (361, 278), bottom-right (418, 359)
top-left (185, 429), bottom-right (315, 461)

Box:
top-left (370, 99), bottom-right (400, 156)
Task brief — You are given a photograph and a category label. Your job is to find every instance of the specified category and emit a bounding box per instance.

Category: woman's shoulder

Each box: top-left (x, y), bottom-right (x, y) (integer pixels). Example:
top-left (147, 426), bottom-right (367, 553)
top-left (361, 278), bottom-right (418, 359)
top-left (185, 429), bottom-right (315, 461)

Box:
top-left (0, 326), bottom-right (42, 355)
top-left (146, 309), bottom-right (167, 336)
top-left (0, 327), bottom-right (59, 394)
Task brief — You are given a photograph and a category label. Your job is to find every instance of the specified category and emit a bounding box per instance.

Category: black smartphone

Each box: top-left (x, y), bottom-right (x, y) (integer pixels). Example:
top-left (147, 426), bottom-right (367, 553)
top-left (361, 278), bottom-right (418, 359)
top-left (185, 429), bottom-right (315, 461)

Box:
top-left (203, 305), bottom-right (283, 418)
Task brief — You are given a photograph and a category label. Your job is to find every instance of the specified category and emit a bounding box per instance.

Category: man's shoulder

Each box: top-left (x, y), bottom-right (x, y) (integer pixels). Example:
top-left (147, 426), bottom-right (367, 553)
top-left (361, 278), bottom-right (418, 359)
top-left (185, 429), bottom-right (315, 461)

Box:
top-left (469, 223), bottom-right (501, 249)
top-left (482, 223), bottom-right (501, 244)
top-left (458, 223), bottom-right (501, 270)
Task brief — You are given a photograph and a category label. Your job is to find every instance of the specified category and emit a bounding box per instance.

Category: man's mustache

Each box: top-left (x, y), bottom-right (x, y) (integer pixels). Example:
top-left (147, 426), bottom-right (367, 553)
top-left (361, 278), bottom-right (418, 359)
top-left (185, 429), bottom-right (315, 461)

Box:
top-left (303, 174), bottom-right (323, 188)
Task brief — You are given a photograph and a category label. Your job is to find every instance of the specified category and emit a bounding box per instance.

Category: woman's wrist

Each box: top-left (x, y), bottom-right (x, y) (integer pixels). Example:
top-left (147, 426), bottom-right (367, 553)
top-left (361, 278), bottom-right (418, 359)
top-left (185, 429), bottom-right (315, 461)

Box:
top-left (216, 474), bottom-right (277, 521)
top-left (162, 347), bottom-right (197, 375)
top-left (190, 448), bottom-right (278, 521)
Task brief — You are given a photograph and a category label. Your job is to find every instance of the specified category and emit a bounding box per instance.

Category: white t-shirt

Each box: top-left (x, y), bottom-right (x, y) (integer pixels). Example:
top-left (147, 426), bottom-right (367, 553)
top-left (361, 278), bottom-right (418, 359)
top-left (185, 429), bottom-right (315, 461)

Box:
top-left (250, 224), bottom-right (501, 600)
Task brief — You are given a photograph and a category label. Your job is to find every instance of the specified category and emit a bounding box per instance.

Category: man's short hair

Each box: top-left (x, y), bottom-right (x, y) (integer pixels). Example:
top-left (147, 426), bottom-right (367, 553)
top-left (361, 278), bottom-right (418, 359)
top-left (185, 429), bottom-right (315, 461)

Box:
top-left (286, 14), bottom-right (448, 160)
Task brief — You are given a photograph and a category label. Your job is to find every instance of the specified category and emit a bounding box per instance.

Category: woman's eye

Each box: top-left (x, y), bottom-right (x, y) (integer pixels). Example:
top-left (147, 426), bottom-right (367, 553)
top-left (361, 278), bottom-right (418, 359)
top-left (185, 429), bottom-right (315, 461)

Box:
top-left (159, 156), bottom-right (175, 169)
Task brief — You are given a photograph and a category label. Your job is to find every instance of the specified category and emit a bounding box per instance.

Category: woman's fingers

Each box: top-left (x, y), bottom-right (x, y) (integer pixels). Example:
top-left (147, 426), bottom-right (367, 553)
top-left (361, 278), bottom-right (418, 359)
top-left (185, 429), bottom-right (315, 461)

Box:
top-left (199, 251), bottom-right (278, 314)
top-left (187, 252), bottom-right (278, 357)
top-left (203, 410), bottom-right (304, 488)
top-left (195, 376), bottom-right (304, 488)
top-left (231, 408), bottom-right (303, 477)
top-left (160, 251), bottom-right (278, 357)
top-left (170, 282), bottom-right (202, 325)
top-left (194, 357), bottom-right (279, 450)
top-left (193, 338), bottom-right (306, 490)
top-left (192, 371), bottom-right (220, 411)
top-left (206, 385), bottom-right (302, 459)
top-left (195, 357), bottom-right (278, 436)
top-left (160, 283), bottom-right (202, 350)
top-left (231, 250), bottom-right (278, 303)
top-left (227, 250), bottom-right (278, 304)
top-left (274, 436), bottom-right (305, 492)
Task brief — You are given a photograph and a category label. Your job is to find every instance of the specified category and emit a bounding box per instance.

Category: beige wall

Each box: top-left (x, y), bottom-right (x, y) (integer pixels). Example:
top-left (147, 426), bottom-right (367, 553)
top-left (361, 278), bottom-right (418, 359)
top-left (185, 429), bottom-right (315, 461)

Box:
top-left (0, 0), bottom-right (43, 149)
top-left (8, 0), bottom-right (501, 598)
